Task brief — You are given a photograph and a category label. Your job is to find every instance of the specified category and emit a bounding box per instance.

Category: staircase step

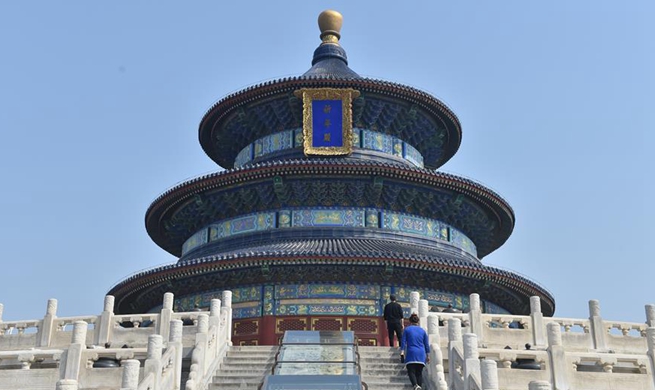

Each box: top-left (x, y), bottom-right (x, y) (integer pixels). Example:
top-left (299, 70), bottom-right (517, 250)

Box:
top-left (212, 376), bottom-right (265, 384)
top-left (360, 367), bottom-right (406, 376)
top-left (217, 366), bottom-right (274, 373)
top-left (211, 346), bottom-right (277, 389)
top-left (363, 384), bottom-right (416, 390)
top-left (212, 345), bottom-right (422, 390)
top-left (362, 374), bottom-right (412, 383)
top-left (209, 384), bottom-right (261, 390)
top-left (229, 345), bottom-right (278, 351)
top-left (223, 356), bottom-right (276, 363)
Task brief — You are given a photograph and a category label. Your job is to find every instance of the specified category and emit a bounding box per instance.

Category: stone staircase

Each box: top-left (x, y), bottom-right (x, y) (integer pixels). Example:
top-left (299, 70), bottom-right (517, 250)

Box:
top-left (359, 346), bottom-right (418, 390)
top-left (209, 345), bottom-right (420, 390)
top-left (209, 345), bottom-right (278, 390)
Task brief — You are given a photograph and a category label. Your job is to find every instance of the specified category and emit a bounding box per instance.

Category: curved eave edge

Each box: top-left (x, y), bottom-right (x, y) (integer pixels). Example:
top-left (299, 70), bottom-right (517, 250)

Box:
top-left (198, 76), bottom-right (462, 170)
top-left (108, 255), bottom-right (554, 315)
top-left (144, 160), bottom-right (515, 257)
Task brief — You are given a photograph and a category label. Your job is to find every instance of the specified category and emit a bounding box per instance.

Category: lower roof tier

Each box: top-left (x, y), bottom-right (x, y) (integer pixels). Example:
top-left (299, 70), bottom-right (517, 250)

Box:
top-left (146, 159), bottom-right (515, 259)
top-left (108, 237), bottom-right (554, 316)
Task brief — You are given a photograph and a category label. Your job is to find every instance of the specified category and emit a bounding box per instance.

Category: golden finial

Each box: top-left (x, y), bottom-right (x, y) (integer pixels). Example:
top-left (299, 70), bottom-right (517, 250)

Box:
top-left (318, 10), bottom-right (343, 45)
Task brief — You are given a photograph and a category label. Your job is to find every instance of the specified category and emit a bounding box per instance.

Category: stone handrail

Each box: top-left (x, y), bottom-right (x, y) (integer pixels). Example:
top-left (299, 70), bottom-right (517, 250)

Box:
top-left (549, 316), bottom-right (590, 333)
top-left (417, 293), bottom-right (655, 390)
top-left (183, 290), bottom-right (232, 390)
top-left (0, 319), bottom-right (41, 335)
top-left (0, 348), bottom-right (64, 369)
top-left (113, 313), bottom-right (159, 328)
top-left (0, 291), bottom-right (233, 390)
top-left (137, 372), bottom-right (155, 390)
top-left (484, 313), bottom-right (530, 329)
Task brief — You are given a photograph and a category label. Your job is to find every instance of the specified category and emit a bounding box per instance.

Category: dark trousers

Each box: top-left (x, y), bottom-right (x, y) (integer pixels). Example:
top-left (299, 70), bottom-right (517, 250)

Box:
top-left (407, 363), bottom-right (424, 387)
top-left (386, 321), bottom-right (403, 347)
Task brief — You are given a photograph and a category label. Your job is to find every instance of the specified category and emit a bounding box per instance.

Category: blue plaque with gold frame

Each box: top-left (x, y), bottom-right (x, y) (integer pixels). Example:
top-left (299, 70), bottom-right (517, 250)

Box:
top-left (294, 88), bottom-right (360, 156)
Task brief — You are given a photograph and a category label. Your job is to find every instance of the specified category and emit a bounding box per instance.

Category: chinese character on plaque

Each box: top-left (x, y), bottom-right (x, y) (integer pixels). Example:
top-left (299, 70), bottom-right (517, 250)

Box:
top-left (294, 88), bottom-right (360, 156)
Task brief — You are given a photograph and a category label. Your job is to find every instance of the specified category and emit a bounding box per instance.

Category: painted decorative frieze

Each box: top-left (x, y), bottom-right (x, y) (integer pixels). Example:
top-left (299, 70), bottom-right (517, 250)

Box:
top-left (209, 212), bottom-right (276, 241)
top-left (181, 228), bottom-right (208, 255)
top-left (291, 209), bottom-right (365, 227)
top-left (182, 208), bottom-right (476, 257)
top-left (234, 128), bottom-right (425, 168)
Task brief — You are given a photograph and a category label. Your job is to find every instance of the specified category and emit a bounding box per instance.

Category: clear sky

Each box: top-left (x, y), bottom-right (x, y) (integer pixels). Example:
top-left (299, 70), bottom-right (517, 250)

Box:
top-left (0, 2), bottom-right (652, 324)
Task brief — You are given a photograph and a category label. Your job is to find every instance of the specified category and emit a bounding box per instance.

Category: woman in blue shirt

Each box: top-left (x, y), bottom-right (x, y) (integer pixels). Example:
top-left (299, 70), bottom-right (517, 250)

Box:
top-left (400, 313), bottom-right (430, 390)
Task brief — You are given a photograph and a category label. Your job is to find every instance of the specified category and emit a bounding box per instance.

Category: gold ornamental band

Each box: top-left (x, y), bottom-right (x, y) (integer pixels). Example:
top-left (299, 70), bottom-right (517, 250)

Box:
top-left (294, 87), bottom-right (360, 156)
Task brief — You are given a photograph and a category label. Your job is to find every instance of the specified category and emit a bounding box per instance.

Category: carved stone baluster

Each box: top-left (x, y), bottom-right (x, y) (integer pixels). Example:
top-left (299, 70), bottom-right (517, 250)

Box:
top-left (602, 361), bottom-right (614, 373)
top-left (499, 354), bottom-right (513, 369)
top-left (500, 318), bottom-right (511, 329)
top-left (18, 353), bottom-right (34, 369)
top-left (17, 323), bottom-right (26, 334)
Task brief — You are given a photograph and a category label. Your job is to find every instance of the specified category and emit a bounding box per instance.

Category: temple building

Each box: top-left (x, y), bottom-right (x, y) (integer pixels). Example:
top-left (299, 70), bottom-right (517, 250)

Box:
top-left (2, 10), bottom-right (654, 390)
top-left (107, 10), bottom-right (554, 346)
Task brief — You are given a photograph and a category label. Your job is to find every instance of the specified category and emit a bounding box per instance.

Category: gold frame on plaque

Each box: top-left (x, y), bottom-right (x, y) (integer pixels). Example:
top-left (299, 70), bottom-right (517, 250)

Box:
top-left (294, 88), bottom-right (360, 156)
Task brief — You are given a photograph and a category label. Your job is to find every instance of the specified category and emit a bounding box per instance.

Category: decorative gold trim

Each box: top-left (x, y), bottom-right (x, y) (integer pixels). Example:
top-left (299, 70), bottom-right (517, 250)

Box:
top-left (294, 88), bottom-right (360, 156)
top-left (233, 319), bottom-right (259, 336)
top-left (280, 298), bottom-right (376, 305)
top-left (347, 318), bottom-right (378, 333)
top-left (275, 317), bottom-right (307, 333)
top-left (311, 317), bottom-right (344, 329)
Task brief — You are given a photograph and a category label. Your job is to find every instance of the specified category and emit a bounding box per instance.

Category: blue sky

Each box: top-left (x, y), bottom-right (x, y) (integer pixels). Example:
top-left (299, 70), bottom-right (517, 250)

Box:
top-left (0, 2), bottom-right (652, 324)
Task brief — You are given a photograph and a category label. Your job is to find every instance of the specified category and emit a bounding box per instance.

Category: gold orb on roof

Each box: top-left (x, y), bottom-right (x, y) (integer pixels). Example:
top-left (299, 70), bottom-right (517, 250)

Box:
top-left (318, 10), bottom-right (342, 44)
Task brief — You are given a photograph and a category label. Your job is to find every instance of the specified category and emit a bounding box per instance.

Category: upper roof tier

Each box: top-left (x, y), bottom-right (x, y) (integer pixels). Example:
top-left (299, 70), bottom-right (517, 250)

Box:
top-left (199, 10), bottom-right (462, 171)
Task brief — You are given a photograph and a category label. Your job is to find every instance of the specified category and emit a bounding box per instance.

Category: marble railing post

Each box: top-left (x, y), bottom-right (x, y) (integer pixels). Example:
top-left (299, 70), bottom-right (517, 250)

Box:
top-left (120, 359), bottom-right (140, 390)
top-left (481, 359), bottom-right (499, 390)
top-left (410, 292), bottom-right (420, 316)
top-left (209, 298), bottom-right (222, 330)
top-left (528, 381), bottom-right (551, 390)
top-left (426, 314), bottom-right (447, 390)
top-left (207, 298), bottom-right (223, 366)
top-left (38, 298), bottom-right (58, 347)
top-left (0, 303), bottom-right (4, 335)
top-left (588, 300), bottom-right (607, 350)
top-left (56, 379), bottom-right (79, 390)
top-left (170, 319), bottom-right (184, 389)
top-left (427, 314), bottom-right (440, 345)
top-left (196, 314), bottom-right (210, 374)
top-left (419, 299), bottom-right (429, 332)
top-left (144, 334), bottom-right (163, 390)
top-left (95, 295), bottom-right (115, 346)
top-left (530, 296), bottom-right (546, 347)
top-left (463, 333), bottom-right (481, 390)
top-left (221, 291), bottom-right (233, 345)
top-left (187, 314), bottom-right (210, 390)
top-left (448, 318), bottom-right (463, 386)
top-left (547, 322), bottom-right (568, 390)
top-left (63, 321), bottom-right (87, 382)
top-left (646, 328), bottom-right (655, 389)
top-left (158, 292), bottom-right (174, 343)
top-left (468, 293), bottom-right (483, 345)
top-left (645, 305), bottom-right (655, 327)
